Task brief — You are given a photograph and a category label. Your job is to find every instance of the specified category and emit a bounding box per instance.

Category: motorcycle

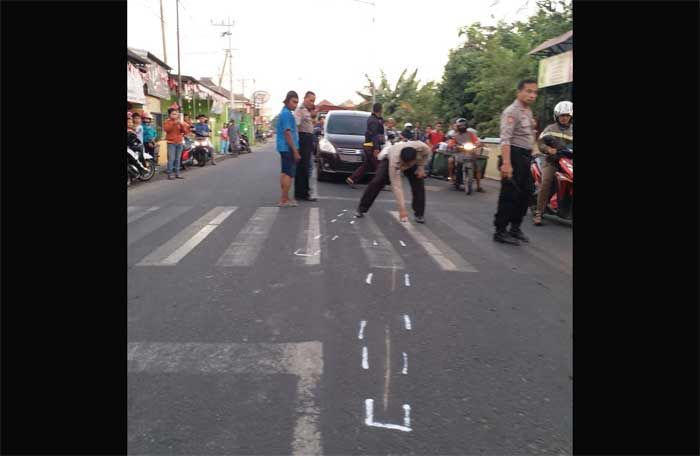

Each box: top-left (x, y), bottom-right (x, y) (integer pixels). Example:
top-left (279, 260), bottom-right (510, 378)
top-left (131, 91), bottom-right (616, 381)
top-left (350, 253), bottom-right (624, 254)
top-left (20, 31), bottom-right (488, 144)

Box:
top-left (191, 137), bottom-right (213, 167)
top-left (453, 142), bottom-right (487, 195)
top-left (530, 136), bottom-right (573, 221)
top-left (179, 137), bottom-right (195, 170)
top-left (239, 133), bottom-right (251, 153)
top-left (255, 131), bottom-right (266, 143)
top-left (127, 146), bottom-right (155, 186)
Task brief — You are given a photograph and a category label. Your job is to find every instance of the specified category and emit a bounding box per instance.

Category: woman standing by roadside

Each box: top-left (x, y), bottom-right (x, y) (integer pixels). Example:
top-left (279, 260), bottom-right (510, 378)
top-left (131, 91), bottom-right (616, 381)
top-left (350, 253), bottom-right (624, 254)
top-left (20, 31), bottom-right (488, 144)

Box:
top-left (220, 122), bottom-right (230, 155)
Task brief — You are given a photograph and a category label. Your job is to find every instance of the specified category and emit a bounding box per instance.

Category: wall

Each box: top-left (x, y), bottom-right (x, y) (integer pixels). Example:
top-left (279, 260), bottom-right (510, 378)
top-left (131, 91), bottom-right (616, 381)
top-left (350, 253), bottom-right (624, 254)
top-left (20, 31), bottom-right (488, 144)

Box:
top-left (481, 138), bottom-right (541, 181)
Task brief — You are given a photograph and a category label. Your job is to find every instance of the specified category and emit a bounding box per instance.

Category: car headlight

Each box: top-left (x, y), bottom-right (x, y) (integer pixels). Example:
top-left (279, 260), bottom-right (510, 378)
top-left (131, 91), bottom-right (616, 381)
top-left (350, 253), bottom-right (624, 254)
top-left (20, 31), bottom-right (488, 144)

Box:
top-left (319, 138), bottom-right (336, 154)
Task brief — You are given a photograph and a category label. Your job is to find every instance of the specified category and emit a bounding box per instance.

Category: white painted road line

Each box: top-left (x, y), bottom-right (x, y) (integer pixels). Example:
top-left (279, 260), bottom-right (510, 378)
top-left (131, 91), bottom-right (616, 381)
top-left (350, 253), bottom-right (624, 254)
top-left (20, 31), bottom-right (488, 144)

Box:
top-left (404, 273), bottom-right (411, 287)
top-left (128, 206), bottom-right (192, 247)
top-left (402, 352), bottom-right (408, 375)
top-left (399, 240), bottom-right (406, 247)
top-left (362, 346), bottom-right (369, 369)
top-left (127, 206), bottom-right (159, 224)
top-left (331, 235), bottom-right (339, 241)
top-left (137, 207), bottom-right (237, 266)
top-left (217, 207), bottom-right (279, 267)
top-left (389, 211), bottom-right (477, 272)
top-left (358, 320), bottom-right (367, 339)
top-left (403, 314), bottom-right (412, 330)
top-left (354, 215), bottom-right (405, 269)
top-left (304, 208), bottom-right (321, 266)
top-left (366, 273), bottom-right (373, 284)
top-left (364, 399), bottom-right (412, 432)
top-left (128, 341), bottom-right (323, 456)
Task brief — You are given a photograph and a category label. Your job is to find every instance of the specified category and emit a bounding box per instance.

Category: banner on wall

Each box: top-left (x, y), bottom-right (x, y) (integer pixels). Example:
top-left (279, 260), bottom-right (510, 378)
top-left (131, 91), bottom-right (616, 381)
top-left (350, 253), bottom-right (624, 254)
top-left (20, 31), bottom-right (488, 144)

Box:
top-left (143, 63), bottom-right (170, 99)
top-left (127, 63), bottom-right (146, 104)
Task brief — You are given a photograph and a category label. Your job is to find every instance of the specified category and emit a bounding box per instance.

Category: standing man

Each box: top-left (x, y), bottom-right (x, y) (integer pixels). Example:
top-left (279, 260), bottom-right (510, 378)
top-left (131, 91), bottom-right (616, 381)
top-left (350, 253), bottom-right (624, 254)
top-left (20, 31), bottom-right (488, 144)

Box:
top-left (276, 91), bottom-right (301, 207)
top-left (294, 91), bottom-right (318, 202)
top-left (533, 101), bottom-right (573, 226)
top-left (346, 102), bottom-right (384, 188)
top-left (227, 119), bottom-right (240, 156)
top-left (355, 140), bottom-right (431, 223)
top-left (163, 107), bottom-right (187, 180)
top-left (493, 78), bottom-right (538, 245)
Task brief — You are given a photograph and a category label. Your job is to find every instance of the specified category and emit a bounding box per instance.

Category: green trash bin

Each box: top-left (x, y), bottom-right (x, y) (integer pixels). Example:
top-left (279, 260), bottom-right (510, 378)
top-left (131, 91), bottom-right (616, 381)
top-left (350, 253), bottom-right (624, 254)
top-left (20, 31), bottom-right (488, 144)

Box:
top-left (430, 151), bottom-right (451, 179)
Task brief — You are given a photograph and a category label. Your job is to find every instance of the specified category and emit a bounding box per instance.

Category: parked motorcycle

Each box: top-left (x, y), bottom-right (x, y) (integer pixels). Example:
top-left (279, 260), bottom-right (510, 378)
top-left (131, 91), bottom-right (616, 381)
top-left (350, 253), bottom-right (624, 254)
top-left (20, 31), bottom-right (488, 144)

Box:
top-left (239, 134), bottom-right (251, 153)
top-left (126, 146), bottom-right (155, 186)
top-left (180, 138), bottom-right (195, 170)
top-left (530, 136), bottom-right (573, 221)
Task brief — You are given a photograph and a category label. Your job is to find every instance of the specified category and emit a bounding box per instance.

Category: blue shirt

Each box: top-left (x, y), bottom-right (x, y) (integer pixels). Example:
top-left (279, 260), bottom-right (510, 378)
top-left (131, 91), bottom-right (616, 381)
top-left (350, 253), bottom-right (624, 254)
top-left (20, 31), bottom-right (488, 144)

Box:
top-left (276, 107), bottom-right (298, 153)
top-left (194, 123), bottom-right (210, 137)
top-left (142, 124), bottom-right (158, 143)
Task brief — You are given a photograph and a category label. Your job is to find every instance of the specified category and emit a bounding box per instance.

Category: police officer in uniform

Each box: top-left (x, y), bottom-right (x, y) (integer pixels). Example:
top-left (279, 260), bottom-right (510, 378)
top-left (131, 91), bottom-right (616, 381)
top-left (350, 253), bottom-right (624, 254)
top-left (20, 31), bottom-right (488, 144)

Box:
top-left (494, 78), bottom-right (538, 245)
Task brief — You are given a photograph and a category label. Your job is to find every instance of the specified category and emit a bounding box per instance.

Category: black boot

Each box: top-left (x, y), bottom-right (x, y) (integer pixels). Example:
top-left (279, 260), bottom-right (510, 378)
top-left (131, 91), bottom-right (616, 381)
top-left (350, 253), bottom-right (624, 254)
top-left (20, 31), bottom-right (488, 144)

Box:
top-left (494, 228), bottom-right (520, 245)
top-left (509, 225), bottom-right (530, 243)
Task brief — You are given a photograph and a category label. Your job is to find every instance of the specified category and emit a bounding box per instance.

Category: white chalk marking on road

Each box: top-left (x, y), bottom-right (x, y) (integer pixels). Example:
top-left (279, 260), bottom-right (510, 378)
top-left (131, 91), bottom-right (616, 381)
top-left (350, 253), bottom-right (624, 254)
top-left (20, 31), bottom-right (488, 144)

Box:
top-left (303, 208), bottom-right (322, 266)
top-left (127, 341), bottom-right (324, 455)
top-left (349, 220), bottom-right (355, 224)
top-left (373, 240), bottom-right (379, 246)
top-left (383, 325), bottom-right (391, 412)
top-left (362, 346), bottom-right (369, 369)
top-left (402, 352), bottom-right (408, 375)
top-left (366, 273), bottom-right (373, 284)
top-left (127, 206), bottom-right (159, 224)
top-left (217, 207), bottom-right (278, 267)
top-left (342, 209), bottom-right (348, 212)
top-left (364, 399), bottom-right (412, 432)
top-left (128, 206), bottom-right (192, 247)
top-left (294, 249), bottom-right (314, 257)
top-left (358, 320), bottom-right (367, 339)
top-left (404, 273), bottom-right (411, 287)
top-left (331, 219), bottom-right (337, 223)
top-left (403, 314), bottom-right (412, 330)
top-left (399, 240), bottom-right (406, 247)
top-left (353, 215), bottom-right (405, 269)
top-left (137, 207), bottom-right (237, 266)
top-left (337, 213), bottom-right (344, 217)
top-left (390, 211), bottom-right (477, 272)
top-left (331, 235), bottom-right (339, 241)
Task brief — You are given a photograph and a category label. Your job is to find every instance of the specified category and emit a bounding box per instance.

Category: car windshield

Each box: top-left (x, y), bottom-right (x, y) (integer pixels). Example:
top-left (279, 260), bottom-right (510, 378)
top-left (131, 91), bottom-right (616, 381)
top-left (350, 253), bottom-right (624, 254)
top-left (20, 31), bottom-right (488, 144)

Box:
top-left (326, 115), bottom-right (367, 135)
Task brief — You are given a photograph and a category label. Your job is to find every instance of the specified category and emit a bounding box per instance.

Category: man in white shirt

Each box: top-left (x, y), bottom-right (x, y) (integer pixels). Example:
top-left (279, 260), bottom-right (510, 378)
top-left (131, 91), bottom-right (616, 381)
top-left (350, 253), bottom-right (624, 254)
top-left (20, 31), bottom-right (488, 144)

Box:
top-left (355, 140), bottom-right (431, 223)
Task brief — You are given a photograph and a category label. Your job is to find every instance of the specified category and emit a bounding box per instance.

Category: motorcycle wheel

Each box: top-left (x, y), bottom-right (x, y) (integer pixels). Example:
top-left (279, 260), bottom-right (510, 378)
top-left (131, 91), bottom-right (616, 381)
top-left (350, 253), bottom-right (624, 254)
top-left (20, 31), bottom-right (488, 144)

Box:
top-left (138, 160), bottom-right (156, 181)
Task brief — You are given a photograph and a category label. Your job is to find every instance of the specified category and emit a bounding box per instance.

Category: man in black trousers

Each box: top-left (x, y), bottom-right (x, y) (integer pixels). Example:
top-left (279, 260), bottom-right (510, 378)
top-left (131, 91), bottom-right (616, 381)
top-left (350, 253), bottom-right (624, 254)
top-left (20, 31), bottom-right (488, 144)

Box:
top-left (494, 78), bottom-right (538, 245)
top-left (294, 91), bottom-right (318, 202)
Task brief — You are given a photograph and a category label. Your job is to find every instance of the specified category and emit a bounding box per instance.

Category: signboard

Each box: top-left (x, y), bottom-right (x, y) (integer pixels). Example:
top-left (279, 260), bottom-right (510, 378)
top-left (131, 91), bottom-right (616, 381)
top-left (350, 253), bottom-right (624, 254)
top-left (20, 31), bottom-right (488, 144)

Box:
top-left (127, 62), bottom-right (146, 104)
top-left (537, 50), bottom-right (573, 88)
top-left (253, 90), bottom-right (270, 106)
top-left (143, 63), bottom-right (170, 99)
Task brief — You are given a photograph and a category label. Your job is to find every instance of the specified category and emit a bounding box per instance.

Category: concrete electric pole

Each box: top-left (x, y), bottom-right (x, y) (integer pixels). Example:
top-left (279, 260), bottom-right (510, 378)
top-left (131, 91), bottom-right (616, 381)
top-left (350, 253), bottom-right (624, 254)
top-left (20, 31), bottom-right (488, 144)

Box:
top-left (211, 19), bottom-right (236, 121)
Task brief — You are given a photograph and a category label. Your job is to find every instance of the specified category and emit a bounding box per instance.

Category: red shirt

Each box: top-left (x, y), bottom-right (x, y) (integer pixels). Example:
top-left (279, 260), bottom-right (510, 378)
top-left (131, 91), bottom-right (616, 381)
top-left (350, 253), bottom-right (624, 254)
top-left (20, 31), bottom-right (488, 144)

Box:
top-left (164, 119), bottom-right (187, 144)
top-left (428, 130), bottom-right (445, 148)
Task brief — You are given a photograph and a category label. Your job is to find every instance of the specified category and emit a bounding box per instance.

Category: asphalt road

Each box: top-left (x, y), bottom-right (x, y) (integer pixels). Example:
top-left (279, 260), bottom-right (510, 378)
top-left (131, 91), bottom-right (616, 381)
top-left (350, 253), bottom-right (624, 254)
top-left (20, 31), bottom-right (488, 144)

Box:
top-left (127, 142), bottom-right (572, 455)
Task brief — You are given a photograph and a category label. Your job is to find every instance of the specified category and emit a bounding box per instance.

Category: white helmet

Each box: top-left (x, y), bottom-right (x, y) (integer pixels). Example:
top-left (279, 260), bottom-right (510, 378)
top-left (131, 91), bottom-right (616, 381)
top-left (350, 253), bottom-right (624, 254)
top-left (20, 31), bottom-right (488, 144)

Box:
top-left (553, 101), bottom-right (573, 120)
top-left (404, 122), bottom-right (413, 129)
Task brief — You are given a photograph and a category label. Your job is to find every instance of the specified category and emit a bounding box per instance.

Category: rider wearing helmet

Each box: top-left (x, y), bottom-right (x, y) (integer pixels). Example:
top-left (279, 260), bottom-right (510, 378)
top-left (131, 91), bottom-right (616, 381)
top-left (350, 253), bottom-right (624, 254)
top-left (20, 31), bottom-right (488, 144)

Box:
top-left (142, 112), bottom-right (159, 163)
top-left (447, 118), bottom-right (484, 191)
top-left (400, 122), bottom-right (415, 141)
top-left (533, 101), bottom-right (573, 225)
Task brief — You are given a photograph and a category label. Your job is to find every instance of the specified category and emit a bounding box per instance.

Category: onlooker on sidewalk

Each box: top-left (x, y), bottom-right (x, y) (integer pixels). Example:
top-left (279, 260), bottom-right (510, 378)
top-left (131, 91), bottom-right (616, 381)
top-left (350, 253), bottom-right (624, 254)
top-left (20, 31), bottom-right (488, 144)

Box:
top-left (276, 91), bottom-right (301, 207)
top-left (294, 91), bottom-right (318, 202)
top-left (346, 102), bottom-right (384, 188)
top-left (228, 120), bottom-right (240, 156)
top-left (220, 122), bottom-right (230, 155)
top-left (163, 107), bottom-right (187, 180)
top-left (132, 112), bottom-right (144, 144)
top-left (142, 113), bottom-right (159, 163)
top-left (493, 78), bottom-right (538, 245)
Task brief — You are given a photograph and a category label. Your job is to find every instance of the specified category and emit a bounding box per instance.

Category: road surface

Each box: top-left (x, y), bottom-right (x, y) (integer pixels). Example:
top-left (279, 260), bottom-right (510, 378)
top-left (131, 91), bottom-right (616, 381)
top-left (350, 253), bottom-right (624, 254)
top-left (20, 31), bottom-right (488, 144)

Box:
top-left (127, 143), bottom-right (572, 455)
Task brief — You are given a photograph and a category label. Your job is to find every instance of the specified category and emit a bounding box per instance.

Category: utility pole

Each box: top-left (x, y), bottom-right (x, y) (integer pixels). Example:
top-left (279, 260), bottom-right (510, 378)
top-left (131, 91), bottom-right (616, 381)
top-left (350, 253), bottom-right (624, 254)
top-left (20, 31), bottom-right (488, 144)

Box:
top-left (159, 0), bottom-right (167, 64)
top-left (176, 0), bottom-right (182, 116)
top-left (211, 19), bottom-right (236, 122)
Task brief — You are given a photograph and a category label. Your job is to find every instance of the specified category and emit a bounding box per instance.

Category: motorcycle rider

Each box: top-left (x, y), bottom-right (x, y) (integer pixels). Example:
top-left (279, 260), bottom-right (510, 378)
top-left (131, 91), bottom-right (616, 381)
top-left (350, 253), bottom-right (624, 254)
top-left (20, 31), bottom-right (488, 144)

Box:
top-left (142, 113), bottom-right (158, 163)
top-left (194, 114), bottom-right (216, 165)
top-left (533, 101), bottom-right (573, 226)
top-left (447, 118), bottom-right (484, 192)
top-left (400, 122), bottom-right (415, 141)
top-left (127, 113), bottom-right (148, 174)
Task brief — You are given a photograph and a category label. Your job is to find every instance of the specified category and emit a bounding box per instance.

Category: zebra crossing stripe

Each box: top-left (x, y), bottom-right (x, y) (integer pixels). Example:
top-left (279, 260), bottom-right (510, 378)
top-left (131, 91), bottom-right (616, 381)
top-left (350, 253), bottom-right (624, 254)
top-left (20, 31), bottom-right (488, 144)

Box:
top-left (389, 211), bottom-right (477, 272)
top-left (353, 214), bottom-right (405, 269)
top-left (136, 207), bottom-right (237, 266)
top-left (127, 206), bottom-right (159, 224)
top-left (216, 207), bottom-right (279, 267)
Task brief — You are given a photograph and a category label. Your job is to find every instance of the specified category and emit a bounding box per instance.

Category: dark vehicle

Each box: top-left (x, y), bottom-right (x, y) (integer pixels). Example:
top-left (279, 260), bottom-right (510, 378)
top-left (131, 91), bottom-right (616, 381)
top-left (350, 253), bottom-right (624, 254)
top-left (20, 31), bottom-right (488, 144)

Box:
top-left (316, 110), bottom-right (371, 182)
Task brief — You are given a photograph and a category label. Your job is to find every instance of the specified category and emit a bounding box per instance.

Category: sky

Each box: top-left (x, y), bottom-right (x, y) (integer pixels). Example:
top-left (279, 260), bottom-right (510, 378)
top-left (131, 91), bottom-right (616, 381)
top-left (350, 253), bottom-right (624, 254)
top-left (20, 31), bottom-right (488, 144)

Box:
top-left (128, 0), bottom-right (539, 116)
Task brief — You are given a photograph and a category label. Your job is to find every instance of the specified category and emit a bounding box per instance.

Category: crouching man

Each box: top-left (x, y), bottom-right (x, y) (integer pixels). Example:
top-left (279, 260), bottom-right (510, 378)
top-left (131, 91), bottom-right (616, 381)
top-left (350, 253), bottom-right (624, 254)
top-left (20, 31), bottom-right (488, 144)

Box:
top-left (355, 140), bottom-right (431, 223)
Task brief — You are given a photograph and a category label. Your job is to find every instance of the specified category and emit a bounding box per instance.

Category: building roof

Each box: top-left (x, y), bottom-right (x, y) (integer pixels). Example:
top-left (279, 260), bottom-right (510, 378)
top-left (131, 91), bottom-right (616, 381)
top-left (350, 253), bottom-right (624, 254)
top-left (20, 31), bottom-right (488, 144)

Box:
top-left (317, 99), bottom-right (334, 106)
top-left (127, 48), bottom-right (150, 66)
top-left (340, 99), bottom-right (356, 107)
top-left (529, 30), bottom-right (573, 57)
top-left (128, 47), bottom-right (172, 70)
top-left (197, 77), bottom-right (232, 99)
